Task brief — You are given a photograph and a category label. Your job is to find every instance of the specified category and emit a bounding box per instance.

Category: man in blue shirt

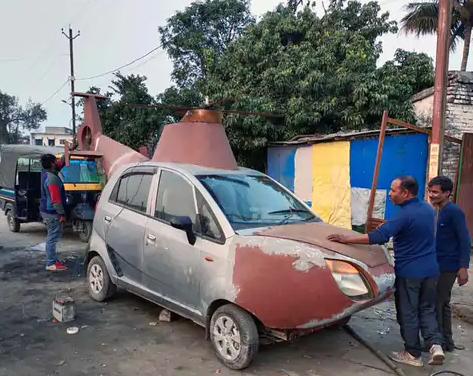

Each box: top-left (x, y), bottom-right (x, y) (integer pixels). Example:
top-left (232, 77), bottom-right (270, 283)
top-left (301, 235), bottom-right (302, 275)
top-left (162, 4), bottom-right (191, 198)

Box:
top-left (327, 176), bottom-right (444, 367)
top-left (428, 175), bottom-right (470, 352)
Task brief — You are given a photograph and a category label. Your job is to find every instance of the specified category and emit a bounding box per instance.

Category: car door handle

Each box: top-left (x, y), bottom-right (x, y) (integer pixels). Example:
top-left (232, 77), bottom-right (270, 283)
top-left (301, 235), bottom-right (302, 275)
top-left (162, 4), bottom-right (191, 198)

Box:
top-left (104, 216), bottom-right (112, 223)
top-left (147, 234), bottom-right (156, 241)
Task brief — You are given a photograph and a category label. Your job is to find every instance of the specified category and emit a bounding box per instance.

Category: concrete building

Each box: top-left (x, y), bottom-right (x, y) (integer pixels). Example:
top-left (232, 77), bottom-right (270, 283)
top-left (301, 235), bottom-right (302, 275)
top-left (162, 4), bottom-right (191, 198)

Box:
top-left (30, 126), bottom-right (73, 147)
top-left (412, 71), bottom-right (473, 182)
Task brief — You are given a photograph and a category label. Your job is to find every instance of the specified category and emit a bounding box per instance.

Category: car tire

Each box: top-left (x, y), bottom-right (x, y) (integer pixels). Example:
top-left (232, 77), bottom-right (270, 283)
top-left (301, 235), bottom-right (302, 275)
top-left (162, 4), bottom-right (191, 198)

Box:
top-left (6, 210), bottom-right (20, 233)
top-left (210, 304), bottom-right (259, 370)
top-left (87, 256), bottom-right (117, 302)
top-left (78, 221), bottom-right (92, 243)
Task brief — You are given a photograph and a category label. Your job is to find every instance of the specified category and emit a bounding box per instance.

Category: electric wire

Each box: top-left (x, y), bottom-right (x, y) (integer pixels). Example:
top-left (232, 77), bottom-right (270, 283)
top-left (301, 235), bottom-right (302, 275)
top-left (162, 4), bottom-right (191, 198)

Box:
top-left (75, 44), bottom-right (163, 81)
top-left (41, 80), bottom-right (69, 106)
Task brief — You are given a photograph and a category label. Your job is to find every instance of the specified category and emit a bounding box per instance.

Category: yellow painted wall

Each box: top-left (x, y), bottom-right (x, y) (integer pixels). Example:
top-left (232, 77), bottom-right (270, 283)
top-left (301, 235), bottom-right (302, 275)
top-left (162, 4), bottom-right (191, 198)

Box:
top-left (311, 141), bottom-right (352, 229)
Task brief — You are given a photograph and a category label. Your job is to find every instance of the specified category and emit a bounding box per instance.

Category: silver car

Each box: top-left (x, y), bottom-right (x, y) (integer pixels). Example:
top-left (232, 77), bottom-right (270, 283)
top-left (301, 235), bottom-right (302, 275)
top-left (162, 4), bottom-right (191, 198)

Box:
top-left (85, 161), bottom-right (395, 370)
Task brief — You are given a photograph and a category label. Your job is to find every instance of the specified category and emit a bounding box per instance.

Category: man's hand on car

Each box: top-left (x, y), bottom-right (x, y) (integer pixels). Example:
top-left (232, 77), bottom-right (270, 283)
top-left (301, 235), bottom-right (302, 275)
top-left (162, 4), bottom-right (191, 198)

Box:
top-left (327, 234), bottom-right (349, 243)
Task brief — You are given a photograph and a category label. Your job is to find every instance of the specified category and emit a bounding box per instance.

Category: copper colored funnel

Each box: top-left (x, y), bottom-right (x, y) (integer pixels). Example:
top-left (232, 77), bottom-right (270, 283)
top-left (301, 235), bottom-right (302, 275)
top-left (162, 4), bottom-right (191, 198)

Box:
top-left (152, 109), bottom-right (238, 170)
top-left (74, 92), bottom-right (149, 178)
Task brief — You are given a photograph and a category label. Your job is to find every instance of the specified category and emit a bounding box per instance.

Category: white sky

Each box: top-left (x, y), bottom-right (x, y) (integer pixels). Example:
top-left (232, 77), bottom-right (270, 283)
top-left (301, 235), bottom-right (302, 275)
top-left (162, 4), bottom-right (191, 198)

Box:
top-left (0, 0), bottom-right (469, 132)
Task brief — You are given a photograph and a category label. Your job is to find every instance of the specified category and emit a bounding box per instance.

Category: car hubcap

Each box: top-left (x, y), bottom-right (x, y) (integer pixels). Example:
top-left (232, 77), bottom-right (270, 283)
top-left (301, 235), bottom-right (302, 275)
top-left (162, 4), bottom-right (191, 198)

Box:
top-left (213, 315), bottom-right (241, 361)
top-left (89, 264), bottom-right (104, 294)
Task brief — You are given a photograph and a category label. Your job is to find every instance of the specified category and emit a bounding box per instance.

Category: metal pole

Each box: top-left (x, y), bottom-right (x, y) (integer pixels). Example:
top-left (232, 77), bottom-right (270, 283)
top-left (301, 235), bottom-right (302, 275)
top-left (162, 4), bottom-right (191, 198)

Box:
top-left (62, 25), bottom-right (80, 137)
top-left (430, 0), bottom-right (451, 181)
top-left (365, 110), bottom-right (388, 233)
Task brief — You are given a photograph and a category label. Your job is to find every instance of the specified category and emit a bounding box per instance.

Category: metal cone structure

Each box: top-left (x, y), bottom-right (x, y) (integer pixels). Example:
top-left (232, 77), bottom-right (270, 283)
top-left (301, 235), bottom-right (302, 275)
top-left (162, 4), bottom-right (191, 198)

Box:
top-left (74, 92), bottom-right (238, 178)
top-left (152, 108), bottom-right (238, 170)
top-left (74, 93), bottom-right (149, 177)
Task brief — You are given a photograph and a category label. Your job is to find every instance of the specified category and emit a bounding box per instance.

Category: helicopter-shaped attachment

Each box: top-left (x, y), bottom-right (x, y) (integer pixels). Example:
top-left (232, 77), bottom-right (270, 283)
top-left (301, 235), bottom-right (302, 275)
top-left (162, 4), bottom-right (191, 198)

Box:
top-left (73, 92), bottom-right (282, 177)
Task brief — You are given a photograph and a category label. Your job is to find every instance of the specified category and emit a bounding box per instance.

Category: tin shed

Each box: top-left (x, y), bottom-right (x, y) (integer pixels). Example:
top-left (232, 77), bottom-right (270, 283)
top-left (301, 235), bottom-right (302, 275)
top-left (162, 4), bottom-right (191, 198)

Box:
top-left (267, 129), bottom-right (429, 229)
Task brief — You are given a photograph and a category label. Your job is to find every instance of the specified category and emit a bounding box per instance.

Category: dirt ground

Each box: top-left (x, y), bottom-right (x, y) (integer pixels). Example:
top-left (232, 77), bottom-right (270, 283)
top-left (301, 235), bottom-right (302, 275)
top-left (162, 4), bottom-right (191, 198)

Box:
top-left (0, 214), bottom-right (472, 376)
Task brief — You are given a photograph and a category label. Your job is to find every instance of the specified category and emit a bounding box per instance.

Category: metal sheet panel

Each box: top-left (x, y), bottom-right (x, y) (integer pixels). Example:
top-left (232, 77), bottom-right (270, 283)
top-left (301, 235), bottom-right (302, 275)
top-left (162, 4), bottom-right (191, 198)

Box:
top-left (267, 146), bottom-right (296, 192)
top-left (455, 133), bottom-right (473, 237)
top-left (349, 133), bottom-right (429, 220)
top-left (294, 146), bottom-right (313, 202)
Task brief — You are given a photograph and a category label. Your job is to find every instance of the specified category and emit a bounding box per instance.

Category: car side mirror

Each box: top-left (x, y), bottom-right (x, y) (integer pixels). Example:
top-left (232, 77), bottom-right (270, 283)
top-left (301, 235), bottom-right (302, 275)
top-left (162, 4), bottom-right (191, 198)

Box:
top-left (170, 216), bottom-right (196, 246)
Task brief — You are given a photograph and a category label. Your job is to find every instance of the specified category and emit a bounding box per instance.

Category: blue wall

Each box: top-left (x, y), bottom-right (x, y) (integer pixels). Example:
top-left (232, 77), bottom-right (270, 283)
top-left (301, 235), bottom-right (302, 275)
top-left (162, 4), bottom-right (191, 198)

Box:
top-left (349, 133), bottom-right (429, 219)
top-left (267, 146), bottom-right (296, 193)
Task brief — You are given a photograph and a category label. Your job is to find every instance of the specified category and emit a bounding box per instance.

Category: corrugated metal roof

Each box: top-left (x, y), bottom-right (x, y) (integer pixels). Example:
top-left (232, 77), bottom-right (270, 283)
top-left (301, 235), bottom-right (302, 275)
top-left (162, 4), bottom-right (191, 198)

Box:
top-left (269, 127), bottom-right (423, 146)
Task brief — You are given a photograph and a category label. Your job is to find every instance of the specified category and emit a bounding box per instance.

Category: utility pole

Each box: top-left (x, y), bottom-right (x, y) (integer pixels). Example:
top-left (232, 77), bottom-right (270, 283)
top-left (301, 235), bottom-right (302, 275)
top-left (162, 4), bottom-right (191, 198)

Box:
top-left (62, 25), bottom-right (80, 137)
top-left (429, 0), bottom-right (452, 182)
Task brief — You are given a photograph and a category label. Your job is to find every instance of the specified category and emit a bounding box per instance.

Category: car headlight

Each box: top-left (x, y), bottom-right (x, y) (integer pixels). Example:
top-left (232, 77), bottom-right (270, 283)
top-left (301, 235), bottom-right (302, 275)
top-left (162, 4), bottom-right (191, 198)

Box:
top-left (326, 259), bottom-right (370, 299)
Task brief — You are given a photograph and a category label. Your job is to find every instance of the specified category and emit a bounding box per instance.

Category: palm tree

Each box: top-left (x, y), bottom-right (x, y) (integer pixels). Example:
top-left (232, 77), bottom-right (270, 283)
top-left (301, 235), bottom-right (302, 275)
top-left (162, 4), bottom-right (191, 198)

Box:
top-left (401, 0), bottom-right (473, 71)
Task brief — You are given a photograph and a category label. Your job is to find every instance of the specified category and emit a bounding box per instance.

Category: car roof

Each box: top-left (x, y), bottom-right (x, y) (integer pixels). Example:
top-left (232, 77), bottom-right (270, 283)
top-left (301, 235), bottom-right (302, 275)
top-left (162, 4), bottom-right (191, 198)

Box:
top-left (121, 161), bottom-right (266, 177)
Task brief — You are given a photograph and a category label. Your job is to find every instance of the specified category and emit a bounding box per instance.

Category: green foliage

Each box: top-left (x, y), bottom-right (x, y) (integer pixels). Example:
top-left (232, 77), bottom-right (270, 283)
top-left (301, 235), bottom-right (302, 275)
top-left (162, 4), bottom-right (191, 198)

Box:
top-left (0, 90), bottom-right (47, 144)
top-left (83, 0), bottom-right (435, 171)
top-left (159, 0), bottom-right (255, 90)
top-left (203, 0), bottom-right (432, 169)
top-left (78, 74), bottom-right (205, 151)
top-left (78, 73), bottom-right (160, 150)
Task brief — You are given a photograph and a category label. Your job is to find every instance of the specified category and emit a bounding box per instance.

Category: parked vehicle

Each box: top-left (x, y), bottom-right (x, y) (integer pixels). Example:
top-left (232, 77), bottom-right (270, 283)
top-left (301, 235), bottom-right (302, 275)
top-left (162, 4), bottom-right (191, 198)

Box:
top-left (85, 161), bottom-right (395, 370)
top-left (0, 145), bottom-right (103, 242)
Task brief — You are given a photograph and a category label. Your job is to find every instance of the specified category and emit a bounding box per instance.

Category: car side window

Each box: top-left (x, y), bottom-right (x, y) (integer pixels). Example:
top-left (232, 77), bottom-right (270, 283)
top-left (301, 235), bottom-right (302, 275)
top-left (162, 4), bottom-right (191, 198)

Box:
top-left (111, 172), bottom-right (153, 213)
top-left (155, 170), bottom-right (197, 224)
top-left (195, 190), bottom-right (224, 242)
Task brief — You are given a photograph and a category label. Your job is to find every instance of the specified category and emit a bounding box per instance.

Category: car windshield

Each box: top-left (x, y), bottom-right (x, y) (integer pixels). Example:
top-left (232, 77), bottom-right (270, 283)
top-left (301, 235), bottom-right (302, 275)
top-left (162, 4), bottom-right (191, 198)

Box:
top-left (60, 159), bottom-right (100, 183)
top-left (197, 174), bottom-right (321, 230)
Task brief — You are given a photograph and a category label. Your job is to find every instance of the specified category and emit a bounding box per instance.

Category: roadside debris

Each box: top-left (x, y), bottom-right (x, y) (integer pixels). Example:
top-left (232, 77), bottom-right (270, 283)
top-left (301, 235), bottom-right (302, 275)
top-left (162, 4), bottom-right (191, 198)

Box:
top-left (159, 309), bottom-right (179, 322)
top-left (53, 296), bottom-right (75, 323)
top-left (66, 327), bottom-right (79, 335)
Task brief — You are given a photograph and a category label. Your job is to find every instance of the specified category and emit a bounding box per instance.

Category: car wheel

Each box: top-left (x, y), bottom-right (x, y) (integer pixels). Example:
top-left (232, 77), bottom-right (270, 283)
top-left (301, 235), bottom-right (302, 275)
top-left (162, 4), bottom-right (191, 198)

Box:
top-left (78, 221), bottom-right (92, 243)
top-left (6, 210), bottom-right (20, 233)
top-left (87, 256), bottom-right (117, 302)
top-left (210, 304), bottom-right (259, 370)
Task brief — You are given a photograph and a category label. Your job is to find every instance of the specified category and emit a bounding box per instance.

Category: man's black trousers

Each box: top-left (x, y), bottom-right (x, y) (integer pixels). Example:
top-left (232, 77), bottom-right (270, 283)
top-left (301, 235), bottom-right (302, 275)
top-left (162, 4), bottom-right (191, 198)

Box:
top-left (394, 276), bottom-right (443, 358)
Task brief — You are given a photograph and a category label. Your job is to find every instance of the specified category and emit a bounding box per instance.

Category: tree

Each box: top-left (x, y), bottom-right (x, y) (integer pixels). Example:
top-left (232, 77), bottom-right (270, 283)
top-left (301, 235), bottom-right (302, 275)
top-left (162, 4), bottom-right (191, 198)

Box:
top-left (78, 73), bottom-right (161, 151)
top-left (159, 0), bottom-right (255, 91)
top-left (204, 0), bottom-right (432, 170)
top-left (79, 73), bottom-right (204, 152)
top-left (400, 0), bottom-right (473, 71)
top-left (0, 91), bottom-right (47, 144)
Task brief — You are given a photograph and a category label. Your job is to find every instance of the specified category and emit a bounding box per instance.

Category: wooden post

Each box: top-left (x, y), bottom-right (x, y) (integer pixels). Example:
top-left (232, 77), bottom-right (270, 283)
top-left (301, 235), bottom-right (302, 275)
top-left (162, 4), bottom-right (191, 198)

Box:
top-left (365, 110), bottom-right (388, 233)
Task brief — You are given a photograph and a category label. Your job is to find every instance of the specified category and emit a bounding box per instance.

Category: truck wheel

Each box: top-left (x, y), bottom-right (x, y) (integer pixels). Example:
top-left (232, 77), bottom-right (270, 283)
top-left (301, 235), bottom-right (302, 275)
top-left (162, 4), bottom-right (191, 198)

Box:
top-left (6, 210), bottom-right (20, 233)
top-left (210, 304), bottom-right (259, 370)
top-left (78, 221), bottom-right (92, 243)
top-left (87, 256), bottom-right (116, 302)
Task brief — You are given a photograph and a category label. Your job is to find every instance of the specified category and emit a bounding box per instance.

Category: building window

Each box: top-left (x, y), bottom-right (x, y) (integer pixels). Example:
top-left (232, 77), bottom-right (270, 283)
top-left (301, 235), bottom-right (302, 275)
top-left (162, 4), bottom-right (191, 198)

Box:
top-left (48, 139), bottom-right (55, 146)
top-left (59, 139), bottom-right (66, 145)
top-left (35, 139), bottom-right (42, 146)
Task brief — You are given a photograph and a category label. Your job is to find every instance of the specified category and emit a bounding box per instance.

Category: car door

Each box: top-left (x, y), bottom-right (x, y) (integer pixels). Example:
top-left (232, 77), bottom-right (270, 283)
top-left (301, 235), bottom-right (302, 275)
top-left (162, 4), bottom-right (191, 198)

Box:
top-left (101, 168), bottom-right (155, 287)
top-left (143, 168), bottom-right (202, 314)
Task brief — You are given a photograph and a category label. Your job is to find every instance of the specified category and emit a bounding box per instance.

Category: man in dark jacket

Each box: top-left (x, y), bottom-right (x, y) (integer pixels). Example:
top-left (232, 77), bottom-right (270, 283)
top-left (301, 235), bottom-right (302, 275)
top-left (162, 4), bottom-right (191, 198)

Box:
top-left (40, 153), bottom-right (67, 271)
top-left (428, 175), bottom-right (470, 352)
top-left (327, 176), bottom-right (444, 367)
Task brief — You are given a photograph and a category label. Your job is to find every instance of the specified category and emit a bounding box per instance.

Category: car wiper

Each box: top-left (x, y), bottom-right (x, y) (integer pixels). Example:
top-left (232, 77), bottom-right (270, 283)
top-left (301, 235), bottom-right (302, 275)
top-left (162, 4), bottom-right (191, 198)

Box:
top-left (268, 209), bottom-right (308, 215)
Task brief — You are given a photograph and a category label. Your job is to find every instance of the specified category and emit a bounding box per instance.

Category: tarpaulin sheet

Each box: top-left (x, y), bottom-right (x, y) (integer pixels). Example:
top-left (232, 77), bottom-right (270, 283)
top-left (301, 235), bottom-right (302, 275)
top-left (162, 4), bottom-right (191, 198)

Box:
top-left (350, 187), bottom-right (387, 226)
top-left (311, 141), bottom-right (351, 229)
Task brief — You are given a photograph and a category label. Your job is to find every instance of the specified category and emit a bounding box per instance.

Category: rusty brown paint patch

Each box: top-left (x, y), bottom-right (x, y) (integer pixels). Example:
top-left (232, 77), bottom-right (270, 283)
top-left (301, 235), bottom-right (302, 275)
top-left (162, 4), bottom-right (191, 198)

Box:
top-left (232, 244), bottom-right (353, 329)
top-left (256, 223), bottom-right (388, 268)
